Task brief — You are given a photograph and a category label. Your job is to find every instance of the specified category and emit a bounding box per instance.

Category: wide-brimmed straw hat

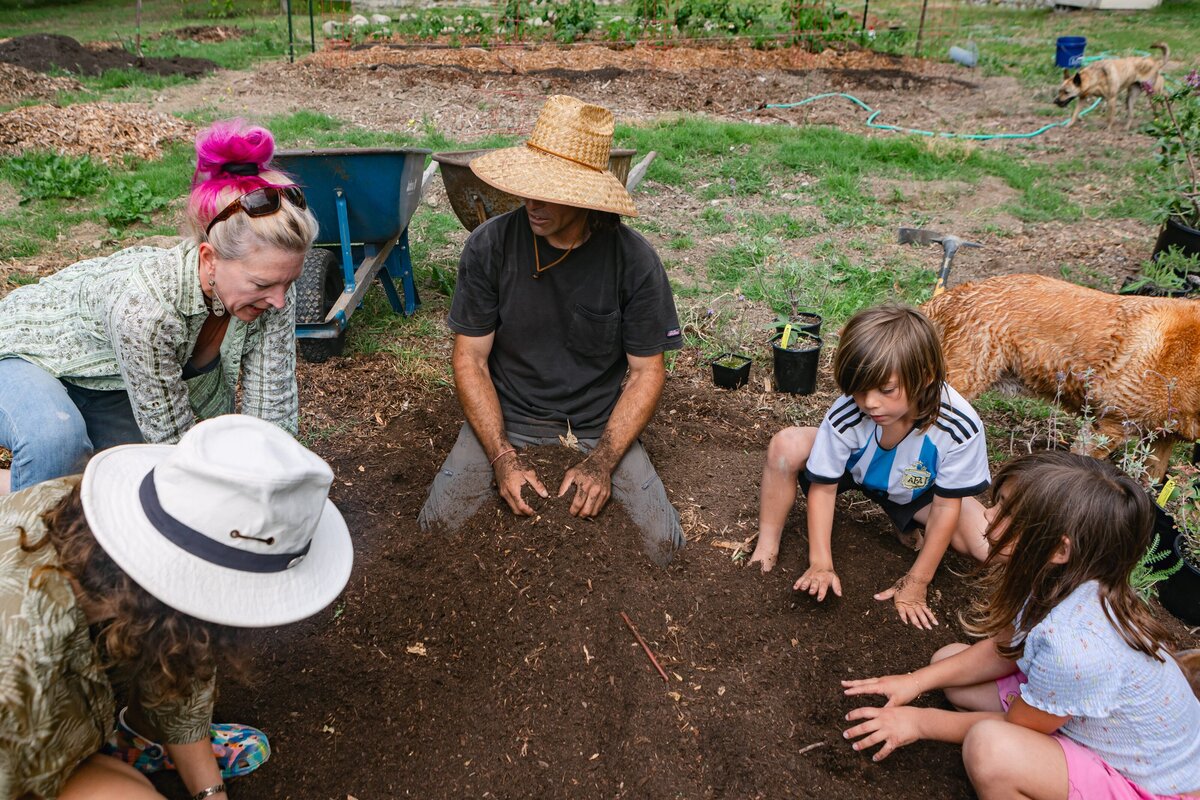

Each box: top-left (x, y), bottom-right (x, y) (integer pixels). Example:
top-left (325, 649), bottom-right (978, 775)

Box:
top-left (470, 95), bottom-right (638, 217)
top-left (81, 415), bottom-right (352, 628)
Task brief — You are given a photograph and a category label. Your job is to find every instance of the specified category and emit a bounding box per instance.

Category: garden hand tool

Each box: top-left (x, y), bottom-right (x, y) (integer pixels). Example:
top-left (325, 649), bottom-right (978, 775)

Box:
top-left (898, 227), bottom-right (982, 296)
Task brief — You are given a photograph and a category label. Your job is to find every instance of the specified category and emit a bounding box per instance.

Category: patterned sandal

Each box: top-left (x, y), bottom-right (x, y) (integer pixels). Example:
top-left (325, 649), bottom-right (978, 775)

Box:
top-left (102, 706), bottom-right (271, 778)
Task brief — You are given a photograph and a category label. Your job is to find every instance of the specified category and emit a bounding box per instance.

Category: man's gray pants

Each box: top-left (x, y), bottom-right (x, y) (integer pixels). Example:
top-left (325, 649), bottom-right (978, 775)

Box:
top-left (418, 423), bottom-right (684, 567)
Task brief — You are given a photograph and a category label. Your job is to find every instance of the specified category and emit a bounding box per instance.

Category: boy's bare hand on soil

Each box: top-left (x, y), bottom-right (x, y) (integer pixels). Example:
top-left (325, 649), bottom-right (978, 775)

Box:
top-left (557, 459), bottom-right (611, 518)
top-left (793, 564), bottom-right (842, 601)
top-left (841, 673), bottom-right (921, 708)
top-left (843, 705), bottom-right (923, 762)
top-left (875, 575), bottom-right (937, 630)
top-left (494, 454), bottom-right (548, 516)
top-left (747, 544), bottom-right (777, 573)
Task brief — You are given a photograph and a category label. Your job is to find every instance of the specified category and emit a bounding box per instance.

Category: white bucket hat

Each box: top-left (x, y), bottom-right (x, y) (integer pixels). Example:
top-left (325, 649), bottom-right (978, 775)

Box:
top-left (81, 415), bottom-right (353, 628)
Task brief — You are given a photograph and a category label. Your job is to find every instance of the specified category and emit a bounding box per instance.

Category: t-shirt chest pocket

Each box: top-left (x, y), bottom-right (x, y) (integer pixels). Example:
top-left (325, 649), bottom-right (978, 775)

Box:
top-left (566, 304), bottom-right (621, 358)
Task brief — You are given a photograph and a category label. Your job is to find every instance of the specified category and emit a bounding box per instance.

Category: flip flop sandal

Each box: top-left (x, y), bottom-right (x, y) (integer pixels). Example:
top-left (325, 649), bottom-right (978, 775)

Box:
top-left (101, 706), bottom-right (271, 779)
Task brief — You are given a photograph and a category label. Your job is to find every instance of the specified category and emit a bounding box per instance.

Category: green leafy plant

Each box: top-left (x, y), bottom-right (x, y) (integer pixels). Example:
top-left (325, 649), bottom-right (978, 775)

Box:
top-left (1119, 246), bottom-right (1200, 296)
top-left (1129, 530), bottom-right (1182, 603)
top-left (550, 0), bottom-right (598, 43)
top-left (103, 179), bottom-right (171, 229)
top-left (207, 0), bottom-right (236, 20)
top-left (5, 153), bottom-right (107, 202)
top-left (1143, 69), bottom-right (1200, 230)
top-left (1160, 463), bottom-right (1200, 570)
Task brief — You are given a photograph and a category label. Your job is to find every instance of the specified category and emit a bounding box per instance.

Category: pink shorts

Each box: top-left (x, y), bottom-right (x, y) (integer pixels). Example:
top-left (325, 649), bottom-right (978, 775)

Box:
top-left (996, 671), bottom-right (1190, 800)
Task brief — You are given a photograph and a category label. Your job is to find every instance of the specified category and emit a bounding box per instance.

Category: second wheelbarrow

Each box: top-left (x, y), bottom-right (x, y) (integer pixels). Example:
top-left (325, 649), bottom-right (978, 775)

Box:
top-left (275, 146), bottom-right (431, 362)
top-left (433, 147), bottom-right (639, 232)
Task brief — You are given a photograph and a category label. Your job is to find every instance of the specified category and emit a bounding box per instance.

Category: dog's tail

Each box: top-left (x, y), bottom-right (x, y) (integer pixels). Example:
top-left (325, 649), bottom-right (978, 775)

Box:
top-left (1151, 42), bottom-right (1169, 67)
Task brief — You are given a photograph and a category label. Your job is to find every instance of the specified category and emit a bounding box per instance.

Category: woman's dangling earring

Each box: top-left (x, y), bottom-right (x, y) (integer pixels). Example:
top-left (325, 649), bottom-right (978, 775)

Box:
top-left (208, 277), bottom-right (226, 317)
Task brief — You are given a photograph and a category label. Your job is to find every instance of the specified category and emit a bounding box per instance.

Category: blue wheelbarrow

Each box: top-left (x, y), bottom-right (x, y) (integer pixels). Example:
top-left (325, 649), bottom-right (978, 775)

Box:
top-left (274, 146), bottom-right (431, 362)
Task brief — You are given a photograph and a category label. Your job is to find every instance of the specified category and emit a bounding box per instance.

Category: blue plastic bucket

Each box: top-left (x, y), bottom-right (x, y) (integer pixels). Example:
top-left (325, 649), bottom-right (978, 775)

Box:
top-left (1055, 36), bottom-right (1086, 69)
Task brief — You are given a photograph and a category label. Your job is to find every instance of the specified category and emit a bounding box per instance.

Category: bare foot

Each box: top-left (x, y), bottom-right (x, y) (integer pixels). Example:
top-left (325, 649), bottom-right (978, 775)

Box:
top-left (894, 528), bottom-right (924, 552)
top-left (747, 543), bottom-right (777, 572)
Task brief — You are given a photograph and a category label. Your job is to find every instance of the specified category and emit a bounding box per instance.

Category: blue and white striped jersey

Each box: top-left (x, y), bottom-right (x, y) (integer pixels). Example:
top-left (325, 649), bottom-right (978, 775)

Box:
top-left (805, 383), bottom-right (990, 506)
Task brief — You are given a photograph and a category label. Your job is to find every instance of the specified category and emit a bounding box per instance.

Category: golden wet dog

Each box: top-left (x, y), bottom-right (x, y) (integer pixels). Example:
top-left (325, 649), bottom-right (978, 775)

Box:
top-left (923, 274), bottom-right (1199, 480)
top-left (1054, 43), bottom-right (1169, 129)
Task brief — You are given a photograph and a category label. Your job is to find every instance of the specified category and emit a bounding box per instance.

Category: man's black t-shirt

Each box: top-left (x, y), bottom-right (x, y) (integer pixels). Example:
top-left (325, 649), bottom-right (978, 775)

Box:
top-left (447, 207), bottom-right (682, 438)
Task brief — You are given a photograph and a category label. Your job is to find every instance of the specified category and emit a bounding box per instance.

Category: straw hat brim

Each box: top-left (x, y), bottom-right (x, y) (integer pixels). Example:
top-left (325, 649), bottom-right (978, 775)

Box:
top-left (81, 443), bottom-right (353, 629)
top-left (470, 145), bottom-right (638, 217)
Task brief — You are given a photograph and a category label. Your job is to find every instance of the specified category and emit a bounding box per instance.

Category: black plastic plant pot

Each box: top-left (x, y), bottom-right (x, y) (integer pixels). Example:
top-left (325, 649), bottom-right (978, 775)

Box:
top-left (1152, 216), bottom-right (1200, 262)
top-left (711, 353), bottom-right (752, 389)
top-left (1158, 529), bottom-right (1200, 627)
top-left (771, 331), bottom-right (821, 395)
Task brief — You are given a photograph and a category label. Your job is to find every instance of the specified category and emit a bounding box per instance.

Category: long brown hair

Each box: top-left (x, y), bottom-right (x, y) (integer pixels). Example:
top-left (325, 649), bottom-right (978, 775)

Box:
top-left (967, 451), bottom-right (1172, 661)
top-left (21, 485), bottom-right (238, 703)
top-left (833, 304), bottom-right (945, 430)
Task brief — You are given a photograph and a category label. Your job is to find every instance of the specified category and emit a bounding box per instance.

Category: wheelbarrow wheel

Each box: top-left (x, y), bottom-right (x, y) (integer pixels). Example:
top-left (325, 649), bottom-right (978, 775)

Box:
top-left (296, 248), bottom-right (347, 364)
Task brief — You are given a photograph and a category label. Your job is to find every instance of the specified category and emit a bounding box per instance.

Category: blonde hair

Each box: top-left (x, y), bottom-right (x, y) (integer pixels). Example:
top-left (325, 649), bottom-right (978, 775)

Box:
top-left (832, 303), bottom-right (945, 429)
top-left (187, 169), bottom-right (319, 261)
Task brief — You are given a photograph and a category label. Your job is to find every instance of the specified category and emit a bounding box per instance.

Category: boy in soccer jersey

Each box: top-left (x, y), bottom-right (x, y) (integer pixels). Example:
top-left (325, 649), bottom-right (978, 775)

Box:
top-left (749, 304), bottom-right (992, 630)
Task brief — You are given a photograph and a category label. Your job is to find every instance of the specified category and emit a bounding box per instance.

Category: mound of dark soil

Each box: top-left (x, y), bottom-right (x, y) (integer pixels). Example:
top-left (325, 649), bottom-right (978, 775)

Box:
top-left (199, 383), bottom-right (991, 800)
top-left (0, 34), bottom-right (216, 78)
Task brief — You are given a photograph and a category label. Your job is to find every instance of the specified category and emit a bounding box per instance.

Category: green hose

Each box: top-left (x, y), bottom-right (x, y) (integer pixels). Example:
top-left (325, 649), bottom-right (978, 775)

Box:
top-left (754, 92), bottom-right (1102, 141)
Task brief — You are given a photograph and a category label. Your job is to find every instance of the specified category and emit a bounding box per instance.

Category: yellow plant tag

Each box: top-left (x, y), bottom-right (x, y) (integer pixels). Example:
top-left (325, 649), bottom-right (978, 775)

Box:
top-left (780, 323), bottom-right (793, 350)
top-left (1157, 476), bottom-right (1177, 509)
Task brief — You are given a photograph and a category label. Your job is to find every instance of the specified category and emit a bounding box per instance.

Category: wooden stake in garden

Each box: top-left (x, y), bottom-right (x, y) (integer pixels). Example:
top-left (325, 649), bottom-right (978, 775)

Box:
top-left (620, 612), bottom-right (669, 683)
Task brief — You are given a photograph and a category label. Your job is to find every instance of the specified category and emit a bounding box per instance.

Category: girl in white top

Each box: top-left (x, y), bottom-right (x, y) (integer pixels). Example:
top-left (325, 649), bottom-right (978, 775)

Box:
top-left (842, 450), bottom-right (1200, 799)
top-left (750, 304), bottom-right (991, 629)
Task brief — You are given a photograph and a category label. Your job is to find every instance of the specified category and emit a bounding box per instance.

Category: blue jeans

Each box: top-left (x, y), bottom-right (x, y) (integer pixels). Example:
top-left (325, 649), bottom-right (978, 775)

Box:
top-left (0, 358), bottom-right (144, 491)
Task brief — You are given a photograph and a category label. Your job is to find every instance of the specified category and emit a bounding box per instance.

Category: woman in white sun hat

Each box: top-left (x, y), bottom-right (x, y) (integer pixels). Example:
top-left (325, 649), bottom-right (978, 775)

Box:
top-left (0, 414), bottom-right (352, 800)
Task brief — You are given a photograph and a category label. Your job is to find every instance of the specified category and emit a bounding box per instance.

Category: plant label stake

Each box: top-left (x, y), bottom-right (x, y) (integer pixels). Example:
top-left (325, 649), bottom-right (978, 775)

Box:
top-left (780, 323), bottom-right (794, 350)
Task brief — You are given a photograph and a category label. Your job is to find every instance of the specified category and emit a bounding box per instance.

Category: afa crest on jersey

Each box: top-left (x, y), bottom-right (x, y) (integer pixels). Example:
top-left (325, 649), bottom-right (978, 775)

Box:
top-left (901, 460), bottom-right (931, 490)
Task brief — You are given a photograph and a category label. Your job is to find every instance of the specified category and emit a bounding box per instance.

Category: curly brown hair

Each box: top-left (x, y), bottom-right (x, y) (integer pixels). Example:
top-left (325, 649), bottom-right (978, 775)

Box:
top-left (21, 484), bottom-right (240, 704)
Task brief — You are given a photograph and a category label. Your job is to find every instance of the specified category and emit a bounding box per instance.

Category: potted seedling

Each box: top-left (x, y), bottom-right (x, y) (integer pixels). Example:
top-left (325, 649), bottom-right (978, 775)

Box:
top-left (1154, 463), bottom-right (1200, 625)
top-left (710, 315), bottom-right (752, 390)
top-left (1144, 70), bottom-right (1200, 263)
top-left (771, 325), bottom-right (821, 395)
top-left (770, 290), bottom-right (823, 337)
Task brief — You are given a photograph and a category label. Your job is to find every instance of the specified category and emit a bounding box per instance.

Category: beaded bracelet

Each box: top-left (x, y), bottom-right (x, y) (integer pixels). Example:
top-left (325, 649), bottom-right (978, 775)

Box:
top-left (192, 783), bottom-right (226, 800)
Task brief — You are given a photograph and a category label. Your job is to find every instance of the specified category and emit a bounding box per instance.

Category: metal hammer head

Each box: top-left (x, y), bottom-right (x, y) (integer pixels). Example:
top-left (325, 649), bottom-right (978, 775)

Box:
top-left (898, 227), bottom-right (981, 258)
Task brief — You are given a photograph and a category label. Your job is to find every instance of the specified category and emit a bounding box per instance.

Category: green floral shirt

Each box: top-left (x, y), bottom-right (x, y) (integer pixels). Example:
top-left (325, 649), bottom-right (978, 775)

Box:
top-left (0, 478), bottom-right (215, 800)
top-left (0, 240), bottom-right (298, 444)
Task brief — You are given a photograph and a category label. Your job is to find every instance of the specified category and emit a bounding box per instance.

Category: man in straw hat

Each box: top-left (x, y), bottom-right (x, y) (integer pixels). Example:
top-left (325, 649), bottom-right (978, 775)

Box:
top-left (418, 95), bottom-right (684, 566)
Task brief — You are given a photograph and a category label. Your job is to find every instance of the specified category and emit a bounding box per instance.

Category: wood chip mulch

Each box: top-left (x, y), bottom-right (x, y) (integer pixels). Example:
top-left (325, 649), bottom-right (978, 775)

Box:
top-left (0, 102), bottom-right (194, 163)
top-left (0, 62), bottom-right (82, 107)
top-left (310, 41), bottom-right (926, 75)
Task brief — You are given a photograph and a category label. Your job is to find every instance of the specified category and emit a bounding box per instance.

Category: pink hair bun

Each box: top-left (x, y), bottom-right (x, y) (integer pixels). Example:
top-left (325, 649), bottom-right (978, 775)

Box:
top-left (192, 119), bottom-right (276, 186)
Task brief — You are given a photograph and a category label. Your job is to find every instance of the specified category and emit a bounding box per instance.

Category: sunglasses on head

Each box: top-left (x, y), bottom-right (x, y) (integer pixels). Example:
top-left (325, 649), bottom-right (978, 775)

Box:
top-left (205, 185), bottom-right (307, 237)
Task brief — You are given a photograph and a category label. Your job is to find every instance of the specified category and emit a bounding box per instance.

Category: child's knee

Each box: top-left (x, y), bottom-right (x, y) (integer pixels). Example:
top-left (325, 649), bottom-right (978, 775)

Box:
top-left (766, 426), bottom-right (816, 472)
top-left (962, 719), bottom-right (1019, 787)
top-left (931, 642), bottom-right (970, 666)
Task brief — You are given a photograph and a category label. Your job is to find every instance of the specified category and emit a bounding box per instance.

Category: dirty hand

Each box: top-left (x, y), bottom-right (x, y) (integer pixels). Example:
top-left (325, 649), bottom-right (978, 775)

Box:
top-left (841, 673), bottom-right (921, 708)
top-left (875, 574), bottom-right (937, 630)
top-left (747, 543), bottom-right (778, 573)
top-left (494, 452), bottom-right (548, 516)
top-left (794, 563), bottom-right (842, 601)
top-left (843, 705), bottom-right (924, 762)
top-left (558, 458), bottom-right (612, 518)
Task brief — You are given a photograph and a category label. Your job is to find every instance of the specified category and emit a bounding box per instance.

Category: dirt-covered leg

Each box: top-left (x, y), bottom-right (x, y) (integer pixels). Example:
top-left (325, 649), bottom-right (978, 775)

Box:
top-left (750, 426), bottom-right (817, 572)
top-left (418, 422), bottom-right (507, 532)
top-left (607, 440), bottom-right (683, 568)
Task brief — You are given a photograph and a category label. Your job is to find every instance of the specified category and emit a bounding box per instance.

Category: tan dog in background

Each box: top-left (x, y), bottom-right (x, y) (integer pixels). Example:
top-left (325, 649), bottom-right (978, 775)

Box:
top-left (923, 274), bottom-right (1199, 480)
top-left (1054, 43), bottom-right (1169, 129)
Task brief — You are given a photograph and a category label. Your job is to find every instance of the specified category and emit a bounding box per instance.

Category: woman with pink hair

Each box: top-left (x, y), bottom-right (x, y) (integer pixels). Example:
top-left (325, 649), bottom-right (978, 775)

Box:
top-left (0, 119), bottom-right (318, 494)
